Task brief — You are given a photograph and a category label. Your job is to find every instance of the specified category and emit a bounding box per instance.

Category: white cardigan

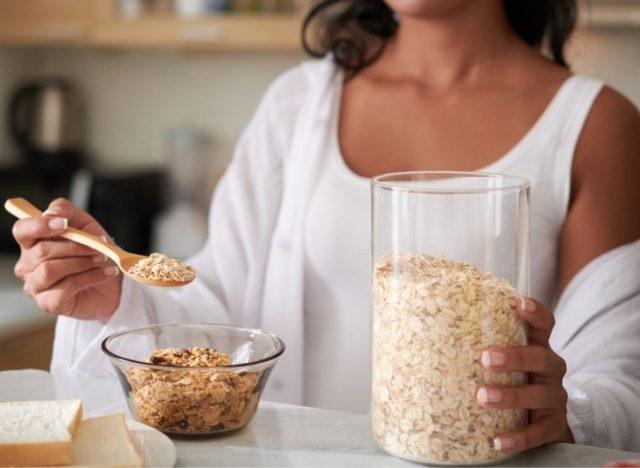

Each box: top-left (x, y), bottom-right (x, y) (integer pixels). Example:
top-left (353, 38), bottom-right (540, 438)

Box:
top-left (52, 58), bottom-right (339, 405)
top-left (51, 58), bottom-right (640, 451)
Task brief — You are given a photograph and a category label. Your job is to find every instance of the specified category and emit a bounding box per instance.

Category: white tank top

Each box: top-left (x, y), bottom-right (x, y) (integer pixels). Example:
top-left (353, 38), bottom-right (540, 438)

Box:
top-left (303, 75), bottom-right (604, 413)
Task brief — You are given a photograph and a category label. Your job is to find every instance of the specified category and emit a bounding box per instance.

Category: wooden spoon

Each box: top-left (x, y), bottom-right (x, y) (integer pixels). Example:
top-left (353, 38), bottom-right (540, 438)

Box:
top-left (4, 197), bottom-right (195, 287)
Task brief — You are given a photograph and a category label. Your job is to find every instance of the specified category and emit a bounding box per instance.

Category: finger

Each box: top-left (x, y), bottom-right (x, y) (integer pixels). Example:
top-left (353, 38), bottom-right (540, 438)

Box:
top-left (515, 297), bottom-right (554, 345)
top-left (481, 345), bottom-right (566, 376)
top-left (24, 255), bottom-right (111, 296)
top-left (45, 198), bottom-right (107, 238)
top-left (493, 414), bottom-right (567, 452)
top-left (476, 384), bottom-right (567, 410)
top-left (16, 240), bottom-right (106, 276)
top-left (12, 216), bottom-right (69, 249)
top-left (603, 460), bottom-right (640, 467)
top-left (33, 266), bottom-right (120, 316)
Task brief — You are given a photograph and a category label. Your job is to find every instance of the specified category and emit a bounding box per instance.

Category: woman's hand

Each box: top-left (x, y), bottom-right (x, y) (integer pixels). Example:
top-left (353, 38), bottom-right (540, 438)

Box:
top-left (12, 198), bottom-right (122, 323)
top-left (476, 297), bottom-right (573, 452)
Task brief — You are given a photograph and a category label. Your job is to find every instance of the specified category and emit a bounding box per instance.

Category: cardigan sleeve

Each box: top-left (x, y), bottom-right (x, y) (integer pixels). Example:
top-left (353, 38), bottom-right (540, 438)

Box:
top-left (50, 64), bottom-right (312, 379)
top-left (551, 240), bottom-right (640, 451)
top-left (562, 294), bottom-right (640, 451)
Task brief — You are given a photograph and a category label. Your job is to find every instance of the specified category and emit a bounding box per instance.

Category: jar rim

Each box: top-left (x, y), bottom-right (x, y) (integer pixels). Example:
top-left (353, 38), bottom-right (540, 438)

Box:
top-left (371, 171), bottom-right (530, 194)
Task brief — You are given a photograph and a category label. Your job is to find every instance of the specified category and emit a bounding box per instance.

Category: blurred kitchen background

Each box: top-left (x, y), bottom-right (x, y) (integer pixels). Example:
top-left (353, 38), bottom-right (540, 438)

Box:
top-left (0, 0), bottom-right (638, 371)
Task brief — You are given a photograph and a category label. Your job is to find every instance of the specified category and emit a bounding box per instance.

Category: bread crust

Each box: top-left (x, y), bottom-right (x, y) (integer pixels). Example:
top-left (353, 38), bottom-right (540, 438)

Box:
top-left (0, 441), bottom-right (72, 466)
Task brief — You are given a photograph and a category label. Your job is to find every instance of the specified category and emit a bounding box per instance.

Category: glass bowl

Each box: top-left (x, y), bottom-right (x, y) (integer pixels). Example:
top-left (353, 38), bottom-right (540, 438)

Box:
top-left (101, 323), bottom-right (285, 436)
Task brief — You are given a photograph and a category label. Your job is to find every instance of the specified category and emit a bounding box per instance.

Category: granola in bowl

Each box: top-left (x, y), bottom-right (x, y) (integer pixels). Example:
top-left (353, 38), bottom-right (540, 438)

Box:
top-left (125, 347), bottom-right (260, 434)
top-left (102, 324), bottom-right (285, 436)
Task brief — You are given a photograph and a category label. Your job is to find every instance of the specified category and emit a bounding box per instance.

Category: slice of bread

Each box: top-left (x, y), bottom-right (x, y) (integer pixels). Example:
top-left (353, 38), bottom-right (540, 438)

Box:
top-left (0, 399), bottom-right (83, 467)
top-left (72, 413), bottom-right (143, 467)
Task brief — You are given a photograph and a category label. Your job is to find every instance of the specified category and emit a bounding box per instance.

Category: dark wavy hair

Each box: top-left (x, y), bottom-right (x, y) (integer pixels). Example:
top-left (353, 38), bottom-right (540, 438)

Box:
top-left (302, 0), bottom-right (577, 75)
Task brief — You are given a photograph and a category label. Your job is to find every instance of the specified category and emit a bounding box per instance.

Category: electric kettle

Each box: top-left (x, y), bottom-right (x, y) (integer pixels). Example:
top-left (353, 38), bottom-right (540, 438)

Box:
top-left (8, 78), bottom-right (85, 171)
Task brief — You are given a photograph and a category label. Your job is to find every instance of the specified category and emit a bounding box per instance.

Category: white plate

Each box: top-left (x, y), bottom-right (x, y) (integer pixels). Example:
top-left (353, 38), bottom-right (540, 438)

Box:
top-left (126, 419), bottom-right (177, 467)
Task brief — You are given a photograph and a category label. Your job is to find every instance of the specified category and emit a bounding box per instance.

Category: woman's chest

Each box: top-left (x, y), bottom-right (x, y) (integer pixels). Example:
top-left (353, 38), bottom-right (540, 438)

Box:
top-left (338, 82), bottom-right (555, 178)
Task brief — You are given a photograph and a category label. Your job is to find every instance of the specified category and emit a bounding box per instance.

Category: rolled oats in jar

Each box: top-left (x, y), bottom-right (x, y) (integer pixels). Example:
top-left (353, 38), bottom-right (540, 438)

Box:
top-left (371, 172), bottom-right (531, 465)
top-left (372, 253), bottom-right (527, 465)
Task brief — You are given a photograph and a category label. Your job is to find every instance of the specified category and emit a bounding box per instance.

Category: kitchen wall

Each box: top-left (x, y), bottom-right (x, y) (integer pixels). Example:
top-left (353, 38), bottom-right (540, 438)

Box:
top-left (569, 26), bottom-right (640, 106)
top-left (0, 48), bottom-right (304, 169)
top-left (0, 48), bottom-right (31, 165)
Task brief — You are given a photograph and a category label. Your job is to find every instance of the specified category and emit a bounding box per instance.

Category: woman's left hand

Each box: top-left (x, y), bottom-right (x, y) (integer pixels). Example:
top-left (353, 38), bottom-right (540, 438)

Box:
top-left (476, 297), bottom-right (574, 452)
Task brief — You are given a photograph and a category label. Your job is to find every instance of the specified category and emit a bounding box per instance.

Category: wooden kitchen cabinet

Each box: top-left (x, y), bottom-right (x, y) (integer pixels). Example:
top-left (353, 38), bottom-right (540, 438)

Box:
top-left (0, 0), bottom-right (90, 45)
top-left (0, 324), bottom-right (55, 371)
top-left (89, 0), bottom-right (303, 51)
top-left (0, 0), bottom-right (304, 51)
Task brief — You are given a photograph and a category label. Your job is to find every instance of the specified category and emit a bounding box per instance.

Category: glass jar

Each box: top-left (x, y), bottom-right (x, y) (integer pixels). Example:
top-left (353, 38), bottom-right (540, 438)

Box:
top-left (371, 171), bottom-right (530, 465)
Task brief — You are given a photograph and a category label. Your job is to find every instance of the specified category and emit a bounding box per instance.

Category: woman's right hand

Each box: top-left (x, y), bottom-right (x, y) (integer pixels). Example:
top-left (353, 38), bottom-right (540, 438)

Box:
top-left (12, 198), bottom-right (122, 323)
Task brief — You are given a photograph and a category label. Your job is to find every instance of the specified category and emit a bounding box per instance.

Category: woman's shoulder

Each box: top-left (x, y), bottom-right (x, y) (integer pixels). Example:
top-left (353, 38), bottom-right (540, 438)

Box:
top-left (571, 80), bottom-right (640, 233)
top-left (585, 83), bottom-right (640, 127)
top-left (576, 83), bottom-right (640, 168)
top-left (561, 81), bottom-right (640, 284)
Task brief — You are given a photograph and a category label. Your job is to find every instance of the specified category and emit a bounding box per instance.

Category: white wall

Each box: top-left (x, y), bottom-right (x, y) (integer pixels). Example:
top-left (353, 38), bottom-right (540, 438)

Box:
top-left (2, 48), bottom-right (303, 170)
top-left (0, 48), bottom-right (32, 165)
top-left (569, 26), bottom-right (640, 106)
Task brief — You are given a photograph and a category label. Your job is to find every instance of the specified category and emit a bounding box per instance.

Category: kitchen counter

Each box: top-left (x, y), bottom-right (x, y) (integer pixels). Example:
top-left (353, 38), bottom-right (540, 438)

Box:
top-left (1, 369), bottom-right (639, 467)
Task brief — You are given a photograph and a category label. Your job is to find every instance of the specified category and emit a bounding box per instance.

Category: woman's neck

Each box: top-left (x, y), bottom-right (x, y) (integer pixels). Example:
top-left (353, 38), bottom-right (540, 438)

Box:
top-left (379, 1), bottom-right (523, 88)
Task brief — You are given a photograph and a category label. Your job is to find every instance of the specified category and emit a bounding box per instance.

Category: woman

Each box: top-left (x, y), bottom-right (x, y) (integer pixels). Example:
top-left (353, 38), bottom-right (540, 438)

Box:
top-left (11, 0), bottom-right (640, 454)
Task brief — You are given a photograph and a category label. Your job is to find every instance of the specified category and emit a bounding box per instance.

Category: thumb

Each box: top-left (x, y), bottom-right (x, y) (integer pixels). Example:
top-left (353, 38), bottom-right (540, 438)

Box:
top-left (45, 198), bottom-right (109, 238)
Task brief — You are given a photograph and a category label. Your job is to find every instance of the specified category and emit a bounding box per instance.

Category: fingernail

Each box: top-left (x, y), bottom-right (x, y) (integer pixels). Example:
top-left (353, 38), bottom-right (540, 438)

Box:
top-left (493, 436), bottom-right (516, 451)
top-left (48, 217), bottom-right (68, 230)
top-left (100, 235), bottom-right (109, 244)
top-left (482, 350), bottom-right (507, 367)
top-left (43, 207), bottom-right (60, 216)
top-left (92, 254), bottom-right (108, 264)
top-left (477, 387), bottom-right (502, 404)
top-left (520, 297), bottom-right (536, 312)
top-left (103, 266), bottom-right (119, 276)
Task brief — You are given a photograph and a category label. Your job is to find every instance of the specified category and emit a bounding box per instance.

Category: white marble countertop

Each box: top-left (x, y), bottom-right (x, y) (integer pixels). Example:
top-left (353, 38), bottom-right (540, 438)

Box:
top-left (1, 370), bottom-right (639, 467)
